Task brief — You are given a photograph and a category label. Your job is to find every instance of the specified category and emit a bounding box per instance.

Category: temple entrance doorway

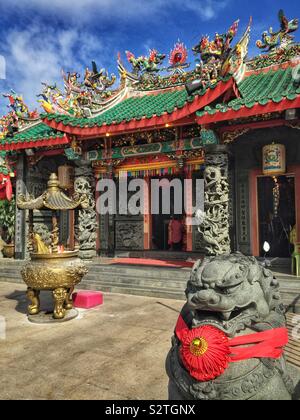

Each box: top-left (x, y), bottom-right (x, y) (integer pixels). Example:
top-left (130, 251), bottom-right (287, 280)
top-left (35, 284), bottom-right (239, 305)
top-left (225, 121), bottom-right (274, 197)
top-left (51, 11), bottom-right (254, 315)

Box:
top-left (257, 175), bottom-right (296, 258)
top-left (151, 176), bottom-right (185, 251)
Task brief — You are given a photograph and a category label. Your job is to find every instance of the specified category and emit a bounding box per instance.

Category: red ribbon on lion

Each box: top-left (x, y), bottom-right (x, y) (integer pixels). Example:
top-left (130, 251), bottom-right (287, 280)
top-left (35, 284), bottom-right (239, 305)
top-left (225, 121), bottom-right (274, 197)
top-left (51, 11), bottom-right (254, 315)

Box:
top-left (175, 315), bottom-right (289, 381)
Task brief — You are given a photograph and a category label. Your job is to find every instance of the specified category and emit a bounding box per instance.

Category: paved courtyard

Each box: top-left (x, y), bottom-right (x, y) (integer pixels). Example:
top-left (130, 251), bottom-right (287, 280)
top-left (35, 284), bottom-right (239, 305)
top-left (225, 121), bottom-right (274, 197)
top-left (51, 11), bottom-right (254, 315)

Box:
top-left (0, 282), bottom-right (183, 400)
top-left (1, 282), bottom-right (300, 400)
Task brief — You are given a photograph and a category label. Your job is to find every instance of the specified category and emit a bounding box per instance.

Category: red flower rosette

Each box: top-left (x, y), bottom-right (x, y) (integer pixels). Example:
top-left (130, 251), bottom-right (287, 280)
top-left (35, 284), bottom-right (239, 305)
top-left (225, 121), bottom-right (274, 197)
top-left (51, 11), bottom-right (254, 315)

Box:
top-left (179, 325), bottom-right (231, 381)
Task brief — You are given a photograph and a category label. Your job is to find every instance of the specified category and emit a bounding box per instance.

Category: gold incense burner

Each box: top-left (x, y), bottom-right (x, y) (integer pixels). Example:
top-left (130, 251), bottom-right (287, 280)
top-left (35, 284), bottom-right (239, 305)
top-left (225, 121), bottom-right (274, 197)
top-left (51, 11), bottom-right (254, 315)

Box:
top-left (17, 173), bottom-right (89, 320)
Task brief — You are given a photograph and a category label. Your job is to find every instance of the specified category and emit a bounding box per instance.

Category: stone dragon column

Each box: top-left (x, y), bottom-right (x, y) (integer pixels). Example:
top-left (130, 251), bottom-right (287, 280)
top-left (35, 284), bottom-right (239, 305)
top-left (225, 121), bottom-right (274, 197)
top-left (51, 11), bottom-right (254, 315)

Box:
top-left (199, 145), bottom-right (231, 256)
top-left (74, 160), bottom-right (97, 259)
top-left (14, 154), bottom-right (27, 260)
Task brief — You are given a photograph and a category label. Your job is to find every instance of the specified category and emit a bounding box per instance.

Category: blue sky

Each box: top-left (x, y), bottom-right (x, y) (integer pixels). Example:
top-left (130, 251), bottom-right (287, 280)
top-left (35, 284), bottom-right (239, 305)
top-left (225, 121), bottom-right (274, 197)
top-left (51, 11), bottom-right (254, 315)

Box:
top-left (0, 0), bottom-right (299, 115)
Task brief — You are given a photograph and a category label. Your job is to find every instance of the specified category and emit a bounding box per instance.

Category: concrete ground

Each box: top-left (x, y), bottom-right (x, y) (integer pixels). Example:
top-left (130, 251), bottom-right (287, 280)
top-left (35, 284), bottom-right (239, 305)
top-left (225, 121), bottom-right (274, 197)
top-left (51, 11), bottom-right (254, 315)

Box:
top-left (0, 282), bottom-right (183, 400)
top-left (0, 282), bottom-right (299, 400)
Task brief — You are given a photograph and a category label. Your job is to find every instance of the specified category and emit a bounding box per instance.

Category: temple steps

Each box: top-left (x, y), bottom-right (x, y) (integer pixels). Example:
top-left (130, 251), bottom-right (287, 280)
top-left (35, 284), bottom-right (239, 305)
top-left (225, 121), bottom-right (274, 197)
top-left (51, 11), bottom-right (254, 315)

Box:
top-left (0, 259), bottom-right (299, 312)
top-left (82, 263), bottom-right (188, 299)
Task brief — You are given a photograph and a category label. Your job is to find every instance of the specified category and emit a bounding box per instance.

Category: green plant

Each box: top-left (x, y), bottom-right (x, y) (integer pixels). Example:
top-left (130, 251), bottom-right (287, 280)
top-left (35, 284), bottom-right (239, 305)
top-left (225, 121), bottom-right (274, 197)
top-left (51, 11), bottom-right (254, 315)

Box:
top-left (0, 198), bottom-right (15, 244)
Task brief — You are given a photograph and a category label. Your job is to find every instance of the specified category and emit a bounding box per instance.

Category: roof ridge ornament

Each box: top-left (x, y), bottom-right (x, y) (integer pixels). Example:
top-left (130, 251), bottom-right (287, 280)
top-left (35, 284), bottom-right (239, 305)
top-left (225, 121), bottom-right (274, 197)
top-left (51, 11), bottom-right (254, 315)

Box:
top-left (186, 19), bottom-right (251, 95)
top-left (37, 61), bottom-right (118, 118)
top-left (0, 90), bottom-right (39, 140)
top-left (125, 49), bottom-right (166, 80)
top-left (168, 41), bottom-right (190, 75)
top-left (256, 9), bottom-right (299, 52)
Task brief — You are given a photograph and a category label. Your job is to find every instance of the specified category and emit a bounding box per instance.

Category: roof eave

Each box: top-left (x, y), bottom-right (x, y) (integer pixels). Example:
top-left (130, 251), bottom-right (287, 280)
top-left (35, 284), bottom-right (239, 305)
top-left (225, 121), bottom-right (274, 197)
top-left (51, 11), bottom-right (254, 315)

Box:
top-left (196, 96), bottom-right (300, 125)
top-left (42, 78), bottom-right (235, 137)
top-left (0, 134), bottom-right (70, 152)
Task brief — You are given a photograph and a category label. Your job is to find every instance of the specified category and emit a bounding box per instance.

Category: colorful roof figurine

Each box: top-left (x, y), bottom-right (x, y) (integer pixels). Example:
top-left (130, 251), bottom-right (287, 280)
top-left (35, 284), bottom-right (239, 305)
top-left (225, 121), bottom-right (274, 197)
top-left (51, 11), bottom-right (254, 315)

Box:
top-left (126, 49), bottom-right (166, 79)
top-left (256, 9), bottom-right (299, 52)
top-left (247, 10), bottom-right (300, 71)
top-left (37, 61), bottom-right (117, 119)
top-left (0, 91), bottom-right (40, 144)
top-left (3, 90), bottom-right (39, 120)
top-left (168, 41), bottom-right (189, 74)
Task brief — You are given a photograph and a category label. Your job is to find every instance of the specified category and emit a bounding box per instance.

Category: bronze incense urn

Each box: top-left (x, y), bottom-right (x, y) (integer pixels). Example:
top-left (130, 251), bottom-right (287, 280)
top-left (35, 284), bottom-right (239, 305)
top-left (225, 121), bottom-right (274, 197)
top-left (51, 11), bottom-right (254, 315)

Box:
top-left (17, 173), bottom-right (89, 321)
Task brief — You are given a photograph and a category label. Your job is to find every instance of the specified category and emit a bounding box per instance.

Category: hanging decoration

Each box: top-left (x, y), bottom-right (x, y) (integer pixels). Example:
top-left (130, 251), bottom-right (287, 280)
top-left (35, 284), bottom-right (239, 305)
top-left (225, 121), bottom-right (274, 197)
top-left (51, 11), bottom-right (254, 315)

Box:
top-left (0, 153), bottom-right (15, 201)
top-left (58, 165), bottom-right (75, 190)
top-left (273, 177), bottom-right (280, 218)
top-left (262, 143), bottom-right (286, 175)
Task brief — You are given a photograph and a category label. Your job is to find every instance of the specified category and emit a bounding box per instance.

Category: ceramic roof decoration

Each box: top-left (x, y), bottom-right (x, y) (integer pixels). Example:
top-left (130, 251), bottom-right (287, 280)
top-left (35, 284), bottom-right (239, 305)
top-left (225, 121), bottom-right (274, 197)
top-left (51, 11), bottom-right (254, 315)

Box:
top-left (0, 11), bottom-right (298, 152)
top-left (256, 9), bottom-right (299, 52)
top-left (0, 91), bottom-right (40, 142)
top-left (3, 90), bottom-right (39, 120)
top-left (168, 42), bottom-right (189, 74)
top-left (126, 49), bottom-right (166, 79)
top-left (37, 61), bottom-right (117, 118)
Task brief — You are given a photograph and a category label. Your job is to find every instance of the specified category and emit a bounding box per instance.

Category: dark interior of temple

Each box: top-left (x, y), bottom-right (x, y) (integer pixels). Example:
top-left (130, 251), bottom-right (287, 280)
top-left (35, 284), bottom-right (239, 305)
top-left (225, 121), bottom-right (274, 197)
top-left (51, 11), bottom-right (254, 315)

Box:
top-left (258, 175), bottom-right (296, 258)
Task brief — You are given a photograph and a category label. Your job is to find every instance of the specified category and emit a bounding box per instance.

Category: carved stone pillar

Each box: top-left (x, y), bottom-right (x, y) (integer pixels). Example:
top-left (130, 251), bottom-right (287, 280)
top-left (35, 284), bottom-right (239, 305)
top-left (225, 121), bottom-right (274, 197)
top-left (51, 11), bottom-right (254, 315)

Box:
top-left (200, 145), bottom-right (231, 256)
top-left (74, 160), bottom-right (97, 259)
top-left (15, 154), bottom-right (27, 260)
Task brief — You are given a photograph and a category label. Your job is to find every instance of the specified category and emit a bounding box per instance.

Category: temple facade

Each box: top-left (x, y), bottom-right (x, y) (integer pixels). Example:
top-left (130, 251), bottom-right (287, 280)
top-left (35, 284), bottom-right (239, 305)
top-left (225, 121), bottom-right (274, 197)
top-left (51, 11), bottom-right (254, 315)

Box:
top-left (0, 10), bottom-right (299, 262)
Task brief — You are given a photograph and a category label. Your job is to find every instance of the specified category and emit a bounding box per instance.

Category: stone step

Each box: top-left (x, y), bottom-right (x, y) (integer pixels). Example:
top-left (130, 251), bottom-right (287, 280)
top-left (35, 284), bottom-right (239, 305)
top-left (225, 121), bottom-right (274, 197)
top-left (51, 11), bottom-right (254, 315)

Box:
top-left (0, 259), bottom-right (299, 311)
top-left (87, 265), bottom-right (190, 278)
top-left (82, 277), bottom-right (185, 292)
top-left (80, 281), bottom-right (186, 300)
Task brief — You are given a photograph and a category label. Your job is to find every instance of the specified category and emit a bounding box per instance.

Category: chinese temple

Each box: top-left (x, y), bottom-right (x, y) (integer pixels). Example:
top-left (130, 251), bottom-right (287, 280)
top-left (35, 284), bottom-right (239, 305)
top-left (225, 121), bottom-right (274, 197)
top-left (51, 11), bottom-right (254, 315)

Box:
top-left (0, 10), bottom-right (300, 263)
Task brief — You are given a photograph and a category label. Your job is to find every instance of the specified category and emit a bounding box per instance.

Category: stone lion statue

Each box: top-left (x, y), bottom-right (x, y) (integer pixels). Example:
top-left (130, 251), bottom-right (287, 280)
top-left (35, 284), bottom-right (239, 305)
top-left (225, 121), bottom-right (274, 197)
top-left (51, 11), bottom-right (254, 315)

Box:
top-left (166, 253), bottom-right (295, 400)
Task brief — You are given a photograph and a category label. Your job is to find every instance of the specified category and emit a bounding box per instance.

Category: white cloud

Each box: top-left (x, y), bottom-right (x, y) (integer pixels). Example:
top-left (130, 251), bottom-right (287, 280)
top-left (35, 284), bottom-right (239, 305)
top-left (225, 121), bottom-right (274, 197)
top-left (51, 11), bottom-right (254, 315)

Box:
top-left (3, 0), bottom-right (230, 23)
top-left (2, 24), bottom-right (110, 112)
top-left (0, 0), bottom-right (231, 113)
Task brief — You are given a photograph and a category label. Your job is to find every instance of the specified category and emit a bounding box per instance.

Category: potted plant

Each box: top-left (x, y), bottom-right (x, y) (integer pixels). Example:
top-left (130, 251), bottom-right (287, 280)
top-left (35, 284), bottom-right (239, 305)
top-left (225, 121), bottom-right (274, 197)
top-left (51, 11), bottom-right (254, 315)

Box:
top-left (0, 198), bottom-right (15, 258)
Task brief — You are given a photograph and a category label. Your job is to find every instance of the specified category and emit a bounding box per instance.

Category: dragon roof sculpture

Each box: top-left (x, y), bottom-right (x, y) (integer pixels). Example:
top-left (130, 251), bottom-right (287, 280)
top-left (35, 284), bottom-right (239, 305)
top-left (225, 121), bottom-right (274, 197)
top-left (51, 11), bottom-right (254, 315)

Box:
top-left (192, 20), bottom-right (240, 63)
top-left (256, 9), bottom-right (299, 52)
top-left (0, 91), bottom-right (39, 140)
top-left (125, 49), bottom-right (166, 79)
top-left (38, 61), bottom-right (117, 117)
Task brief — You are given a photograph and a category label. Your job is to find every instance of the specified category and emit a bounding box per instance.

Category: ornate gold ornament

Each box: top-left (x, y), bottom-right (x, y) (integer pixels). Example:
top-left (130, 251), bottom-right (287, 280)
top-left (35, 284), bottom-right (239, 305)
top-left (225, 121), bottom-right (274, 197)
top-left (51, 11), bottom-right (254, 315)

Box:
top-left (18, 174), bottom-right (89, 320)
top-left (222, 128), bottom-right (250, 144)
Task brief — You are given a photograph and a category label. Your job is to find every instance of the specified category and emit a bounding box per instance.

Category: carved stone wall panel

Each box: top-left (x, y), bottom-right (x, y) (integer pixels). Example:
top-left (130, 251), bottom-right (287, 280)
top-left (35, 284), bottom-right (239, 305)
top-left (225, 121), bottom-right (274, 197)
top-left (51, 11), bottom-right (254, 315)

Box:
top-left (236, 174), bottom-right (251, 255)
top-left (99, 214), bottom-right (108, 252)
top-left (115, 220), bottom-right (144, 250)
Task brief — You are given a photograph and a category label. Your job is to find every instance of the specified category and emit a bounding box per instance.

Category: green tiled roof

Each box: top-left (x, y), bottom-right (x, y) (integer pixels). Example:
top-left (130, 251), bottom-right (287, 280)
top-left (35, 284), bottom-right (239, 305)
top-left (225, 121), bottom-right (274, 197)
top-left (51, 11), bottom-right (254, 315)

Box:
top-left (0, 122), bottom-right (65, 147)
top-left (196, 66), bottom-right (300, 117)
top-left (41, 77), bottom-right (231, 128)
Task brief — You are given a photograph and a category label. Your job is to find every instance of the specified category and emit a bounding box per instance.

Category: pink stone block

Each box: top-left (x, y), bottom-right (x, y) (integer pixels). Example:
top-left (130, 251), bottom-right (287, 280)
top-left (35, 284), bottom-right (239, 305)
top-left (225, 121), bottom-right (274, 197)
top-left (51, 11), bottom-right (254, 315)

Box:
top-left (73, 291), bottom-right (104, 309)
